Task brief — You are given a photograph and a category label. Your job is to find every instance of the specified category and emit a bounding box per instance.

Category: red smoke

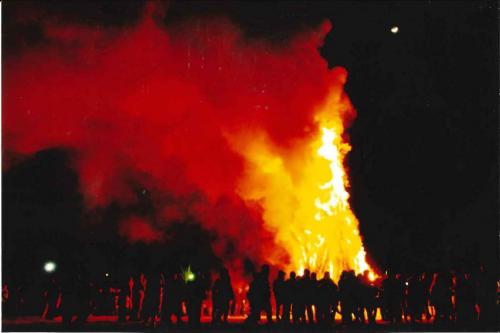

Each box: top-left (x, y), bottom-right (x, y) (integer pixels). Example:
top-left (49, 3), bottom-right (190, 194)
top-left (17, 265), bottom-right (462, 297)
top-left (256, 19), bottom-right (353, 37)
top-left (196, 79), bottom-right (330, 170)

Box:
top-left (4, 6), bottom-right (346, 277)
top-left (119, 216), bottom-right (163, 244)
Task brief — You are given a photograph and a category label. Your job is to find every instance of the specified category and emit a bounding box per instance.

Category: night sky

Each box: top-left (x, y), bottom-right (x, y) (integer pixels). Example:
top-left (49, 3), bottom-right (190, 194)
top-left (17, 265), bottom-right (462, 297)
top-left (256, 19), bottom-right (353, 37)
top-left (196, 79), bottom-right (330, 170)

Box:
top-left (2, 1), bottom-right (498, 284)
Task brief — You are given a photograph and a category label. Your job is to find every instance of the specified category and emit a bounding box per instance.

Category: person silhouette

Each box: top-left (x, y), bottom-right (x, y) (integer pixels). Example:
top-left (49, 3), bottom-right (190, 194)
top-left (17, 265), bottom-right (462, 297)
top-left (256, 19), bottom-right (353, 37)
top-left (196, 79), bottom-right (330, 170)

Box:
top-left (359, 271), bottom-right (377, 324)
top-left (162, 272), bottom-right (184, 325)
top-left (246, 265), bottom-right (272, 324)
top-left (142, 271), bottom-right (161, 327)
top-left (431, 271), bottom-right (452, 324)
top-left (185, 270), bottom-right (207, 327)
top-left (273, 270), bottom-right (286, 322)
top-left (212, 268), bottom-right (234, 324)
top-left (284, 271), bottom-right (297, 324)
top-left (477, 265), bottom-right (497, 328)
top-left (246, 271), bottom-right (259, 324)
top-left (259, 265), bottom-right (273, 324)
top-left (294, 270), bottom-right (307, 324)
top-left (130, 273), bottom-right (144, 321)
top-left (316, 271), bottom-right (337, 326)
top-left (44, 276), bottom-right (59, 320)
top-left (455, 271), bottom-right (477, 324)
top-left (308, 272), bottom-right (318, 324)
top-left (117, 274), bottom-right (130, 322)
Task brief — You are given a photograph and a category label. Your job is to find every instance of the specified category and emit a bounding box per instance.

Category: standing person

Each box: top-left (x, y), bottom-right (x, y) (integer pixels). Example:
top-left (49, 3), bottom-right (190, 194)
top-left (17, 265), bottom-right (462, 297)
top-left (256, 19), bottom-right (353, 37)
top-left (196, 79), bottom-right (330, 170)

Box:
top-left (212, 268), bottom-right (234, 324)
top-left (316, 271), bottom-right (337, 326)
top-left (43, 277), bottom-right (59, 320)
top-left (117, 274), bottom-right (130, 322)
top-left (283, 271), bottom-right (297, 324)
top-left (421, 272), bottom-right (433, 321)
top-left (245, 265), bottom-right (272, 325)
top-left (258, 265), bottom-right (273, 324)
top-left (455, 272), bottom-right (476, 324)
top-left (430, 272), bottom-right (452, 324)
top-left (384, 272), bottom-right (404, 324)
top-left (308, 272), bottom-right (319, 325)
top-left (476, 265), bottom-right (497, 328)
top-left (245, 271), bottom-right (259, 324)
top-left (130, 273), bottom-right (145, 321)
top-left (338, 270), bottom-right (356, 325)
top-left (292, 270), bottom-right (306, 324)
top-left (361, 271), bottom-right (378, 325)
top-left (296, 269), bottom-right (311, 324)
top-left (302, 270), bottom-right (314, 324)
top-left (162, 273), bottom-right (184, 325)
top-left (353, 274), bottom-right (366, 323)
top-left (272, 270), bottom-right (286, 322)
top-left (407, 275), bottom-right (423, 322)
top-left (142, 271), bottom-right (161, 327)
top-left (186, 270), bottom-right (208, 327)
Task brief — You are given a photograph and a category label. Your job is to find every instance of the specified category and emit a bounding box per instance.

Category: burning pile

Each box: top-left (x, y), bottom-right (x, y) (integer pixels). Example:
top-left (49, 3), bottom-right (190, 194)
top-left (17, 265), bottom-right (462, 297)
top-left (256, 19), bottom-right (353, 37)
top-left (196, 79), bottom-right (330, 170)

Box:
top-left (4, 5), bottom-right (375, 280)
top-left (233, 82), bottom-right (375, 281)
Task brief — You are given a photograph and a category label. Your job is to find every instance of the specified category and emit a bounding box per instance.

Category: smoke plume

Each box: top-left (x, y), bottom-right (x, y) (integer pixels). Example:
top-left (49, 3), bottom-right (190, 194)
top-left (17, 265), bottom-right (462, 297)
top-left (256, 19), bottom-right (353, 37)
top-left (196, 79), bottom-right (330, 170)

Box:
top-left (4, 4), bottom-right (352, 277)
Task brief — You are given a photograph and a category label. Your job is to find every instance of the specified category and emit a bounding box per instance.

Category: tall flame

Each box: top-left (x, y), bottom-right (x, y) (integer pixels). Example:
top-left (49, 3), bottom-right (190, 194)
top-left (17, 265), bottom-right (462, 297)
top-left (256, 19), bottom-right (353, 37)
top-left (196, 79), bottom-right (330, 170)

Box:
top-left (230, 84), bottom-right (375, 282)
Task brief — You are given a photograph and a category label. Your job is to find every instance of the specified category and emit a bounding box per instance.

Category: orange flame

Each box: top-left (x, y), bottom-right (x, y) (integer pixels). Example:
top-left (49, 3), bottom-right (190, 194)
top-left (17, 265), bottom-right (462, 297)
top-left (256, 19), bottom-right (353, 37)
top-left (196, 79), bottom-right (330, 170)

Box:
top-left (229, 85), bottom-right (376, 282)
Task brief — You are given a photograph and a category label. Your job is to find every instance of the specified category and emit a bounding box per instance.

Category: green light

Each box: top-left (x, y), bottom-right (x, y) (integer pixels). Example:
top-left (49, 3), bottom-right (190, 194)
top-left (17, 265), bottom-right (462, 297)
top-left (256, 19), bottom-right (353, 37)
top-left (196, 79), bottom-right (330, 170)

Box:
top-left (182, 265), bottom-right (196, 282)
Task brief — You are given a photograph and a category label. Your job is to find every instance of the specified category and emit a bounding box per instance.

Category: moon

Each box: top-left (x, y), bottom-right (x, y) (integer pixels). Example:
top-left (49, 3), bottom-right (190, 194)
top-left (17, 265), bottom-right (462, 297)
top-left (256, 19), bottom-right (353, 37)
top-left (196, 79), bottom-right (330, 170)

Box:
top-left (391, 26), bottom-right (399, 34)
top-left (43, 261), bottom-right (56, 273)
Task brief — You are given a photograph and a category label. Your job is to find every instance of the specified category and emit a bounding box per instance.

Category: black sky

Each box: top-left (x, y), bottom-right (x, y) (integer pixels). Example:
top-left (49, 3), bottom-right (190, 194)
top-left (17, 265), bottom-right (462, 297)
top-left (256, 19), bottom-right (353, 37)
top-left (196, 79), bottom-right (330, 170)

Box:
top-left (2, 1), bottom-right (499, 280)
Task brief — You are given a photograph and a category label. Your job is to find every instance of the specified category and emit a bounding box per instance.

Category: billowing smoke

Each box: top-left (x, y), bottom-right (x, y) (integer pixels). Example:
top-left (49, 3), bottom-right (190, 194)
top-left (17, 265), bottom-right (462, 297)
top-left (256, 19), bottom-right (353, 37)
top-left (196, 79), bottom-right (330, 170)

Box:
top-left (4, 4), bottom-right (350, 278)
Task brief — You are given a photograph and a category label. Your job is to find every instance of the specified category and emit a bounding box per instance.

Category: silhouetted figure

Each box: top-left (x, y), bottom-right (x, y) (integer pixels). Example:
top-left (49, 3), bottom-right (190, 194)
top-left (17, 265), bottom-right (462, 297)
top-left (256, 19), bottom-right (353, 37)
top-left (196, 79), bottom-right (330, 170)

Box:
top-left (142, 271), bottom-right (161, 327)
top-left (130, 273), bottom-right (145, 321)
top-left (299, 269), bottom-right (314, 324)
top-left (117, 275), bottom-right (130, 322)
top-left (360, 271), bottom-right (378, 324)
top-left (353, 274), bottom-right (366, 323)
top-left (246, 271), bottom-right (259, 324)
top-left (186, 270), bottom-right (208, 327)
top-left (339, 270), bottom-right (357, 325)
top-left (316, 271), bottom-right (338, 326)
top-left (294, 270), bottom-right (310, 324)
top-left (60, 269), bottom-right (93, 328)
top-left (455, 272), bottom-right (477, 324)
top-left (283, 271), bottom-right (297, 324)
top-left (258, 265), bottom-right (273, 324)
top-left (383, 272), bottom-right (404, 324)
top-left (273, 270), bottom-right (286, 322)
top-left (421, 272), bottom-right (432, 321)
top-left (430, 272), bottom-right (452, 324)
top-left (476, 266), bottom-right (497, 328)
top-left (308, 272), bottom-right (319, 324)
top-left (246, 265), bottom-right (272, 324)
top-left (162, 273), bottom-right (184, 325)
top-left (407, 275), bottom-right (425, 323)
top-left (212, 268), bottom-right (234, 324)
top-left (43, 277), bottom-right (59, 320)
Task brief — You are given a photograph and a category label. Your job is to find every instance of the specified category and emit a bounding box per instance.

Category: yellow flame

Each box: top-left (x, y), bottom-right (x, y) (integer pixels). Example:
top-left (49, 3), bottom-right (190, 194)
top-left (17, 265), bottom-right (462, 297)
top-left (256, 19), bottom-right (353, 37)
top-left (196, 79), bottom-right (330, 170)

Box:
top-left (229, 88), bottom-right (376, 281)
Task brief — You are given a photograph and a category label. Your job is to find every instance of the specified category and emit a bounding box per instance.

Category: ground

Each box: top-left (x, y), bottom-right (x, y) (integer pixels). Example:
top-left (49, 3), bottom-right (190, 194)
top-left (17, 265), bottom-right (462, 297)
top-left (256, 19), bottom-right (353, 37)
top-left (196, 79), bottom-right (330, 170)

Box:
top-left (2, 315), bottom-right (491, 332)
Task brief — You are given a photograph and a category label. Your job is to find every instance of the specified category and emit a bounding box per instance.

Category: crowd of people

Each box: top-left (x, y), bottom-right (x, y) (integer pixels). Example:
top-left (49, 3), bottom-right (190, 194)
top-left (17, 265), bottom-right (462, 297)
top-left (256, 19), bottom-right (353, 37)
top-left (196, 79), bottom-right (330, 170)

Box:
top-left (245, 265), bottom-right (498, 328)
top-left (2, 265), bottom-right (498, 329)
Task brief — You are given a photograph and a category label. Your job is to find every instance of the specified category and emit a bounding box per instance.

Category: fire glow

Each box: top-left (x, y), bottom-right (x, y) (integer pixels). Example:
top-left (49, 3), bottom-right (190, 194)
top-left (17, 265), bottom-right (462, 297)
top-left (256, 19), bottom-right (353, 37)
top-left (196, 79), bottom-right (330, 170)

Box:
top-left (233, 87), bottom-right (376, 281)
top-left (4, 4), bottom-right (376, 281)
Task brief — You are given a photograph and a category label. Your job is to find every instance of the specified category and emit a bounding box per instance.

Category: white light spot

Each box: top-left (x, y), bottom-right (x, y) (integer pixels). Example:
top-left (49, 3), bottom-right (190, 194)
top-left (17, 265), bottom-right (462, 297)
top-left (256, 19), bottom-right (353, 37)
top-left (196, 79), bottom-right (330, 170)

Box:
top-left (44, 261), bottom-right (56, 273)
top-left (391, 26), bottom-right (399, 34)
